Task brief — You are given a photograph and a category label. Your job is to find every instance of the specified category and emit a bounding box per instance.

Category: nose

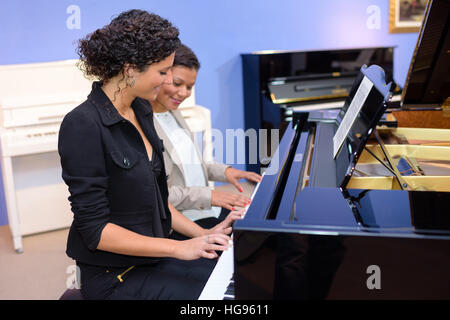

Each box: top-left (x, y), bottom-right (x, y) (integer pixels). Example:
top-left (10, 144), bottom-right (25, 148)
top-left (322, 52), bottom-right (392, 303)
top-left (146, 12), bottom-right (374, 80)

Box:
top-left (179, 86), bottom-right (188, 99)
top-left (177, 85), bottom-right (193, 101)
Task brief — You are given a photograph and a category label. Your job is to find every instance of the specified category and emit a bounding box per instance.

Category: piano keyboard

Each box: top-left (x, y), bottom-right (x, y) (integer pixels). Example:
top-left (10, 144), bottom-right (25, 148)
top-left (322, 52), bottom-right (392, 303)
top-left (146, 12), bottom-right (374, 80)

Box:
top-left (0, 123), bottom-right (61, 157)
top-left (198, 174), bottom-right (265, 300)
top-left (198, 243), bottom-right (234, 300)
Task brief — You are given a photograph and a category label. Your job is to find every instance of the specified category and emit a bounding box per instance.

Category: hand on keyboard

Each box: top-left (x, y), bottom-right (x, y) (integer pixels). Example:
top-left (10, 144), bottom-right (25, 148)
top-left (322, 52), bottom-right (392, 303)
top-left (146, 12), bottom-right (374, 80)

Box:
top-left (208, 209), bottom-right (245, 236)
top-left (173, 233), bottom-right (231, 260)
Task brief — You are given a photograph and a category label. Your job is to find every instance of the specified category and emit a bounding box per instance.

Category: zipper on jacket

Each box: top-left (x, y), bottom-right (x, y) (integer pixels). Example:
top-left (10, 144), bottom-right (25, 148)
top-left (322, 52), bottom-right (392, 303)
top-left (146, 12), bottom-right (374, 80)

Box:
top-left (117, 265), bottom-right (135, 283)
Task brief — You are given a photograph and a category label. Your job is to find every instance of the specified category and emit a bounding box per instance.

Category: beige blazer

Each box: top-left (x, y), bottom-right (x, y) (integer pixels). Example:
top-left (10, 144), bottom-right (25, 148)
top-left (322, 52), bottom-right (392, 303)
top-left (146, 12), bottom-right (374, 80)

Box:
top-left (153, 109), bottom-right (229, 211)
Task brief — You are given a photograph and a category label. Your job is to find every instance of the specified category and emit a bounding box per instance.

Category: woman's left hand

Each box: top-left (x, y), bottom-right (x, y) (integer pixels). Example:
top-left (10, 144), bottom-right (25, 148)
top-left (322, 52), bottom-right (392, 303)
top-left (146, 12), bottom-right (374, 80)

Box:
top-left (225, 167), bottom-right (262, 193)
top-left (207, 209), bottom-right (245, 236)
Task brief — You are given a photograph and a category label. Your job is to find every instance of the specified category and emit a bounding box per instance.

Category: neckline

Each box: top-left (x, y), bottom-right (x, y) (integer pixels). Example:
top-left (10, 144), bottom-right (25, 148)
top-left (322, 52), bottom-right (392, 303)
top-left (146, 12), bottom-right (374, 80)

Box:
top-left (154, 111), bottom-right (170, 116)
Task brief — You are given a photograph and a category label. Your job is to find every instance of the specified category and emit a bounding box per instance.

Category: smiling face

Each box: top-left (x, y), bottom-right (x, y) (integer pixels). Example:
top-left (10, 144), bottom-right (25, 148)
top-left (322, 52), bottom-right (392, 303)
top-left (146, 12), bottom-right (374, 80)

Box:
top-left (154, 65), bottom-right (198, 111)
top-left (132, 52), bottom-right (175, 102)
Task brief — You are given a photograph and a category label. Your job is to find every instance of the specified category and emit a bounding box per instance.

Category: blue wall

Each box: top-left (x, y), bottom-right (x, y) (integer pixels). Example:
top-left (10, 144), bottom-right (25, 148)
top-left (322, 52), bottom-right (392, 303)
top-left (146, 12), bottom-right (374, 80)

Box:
top-left (0, 0), bottom-right (419, 226)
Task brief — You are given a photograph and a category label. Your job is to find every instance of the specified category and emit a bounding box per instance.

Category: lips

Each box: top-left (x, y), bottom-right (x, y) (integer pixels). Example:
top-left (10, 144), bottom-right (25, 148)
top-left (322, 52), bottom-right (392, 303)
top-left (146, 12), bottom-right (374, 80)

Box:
top-left (171, 98), bottom-right (181, 105)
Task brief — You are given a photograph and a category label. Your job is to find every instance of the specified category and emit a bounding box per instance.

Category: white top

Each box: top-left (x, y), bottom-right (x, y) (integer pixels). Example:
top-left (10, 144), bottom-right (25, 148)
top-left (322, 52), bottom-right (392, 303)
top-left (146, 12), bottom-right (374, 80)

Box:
top-left (154, 111), bottom-right (221, 221)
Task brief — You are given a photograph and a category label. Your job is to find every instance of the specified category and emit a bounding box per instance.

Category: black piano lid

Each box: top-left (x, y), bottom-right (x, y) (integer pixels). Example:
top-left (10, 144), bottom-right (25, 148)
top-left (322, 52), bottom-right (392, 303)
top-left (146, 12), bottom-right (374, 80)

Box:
top-left (333, 64), bottom-right (393, 190)
top-left (401, 0), bottom-right (450, 109)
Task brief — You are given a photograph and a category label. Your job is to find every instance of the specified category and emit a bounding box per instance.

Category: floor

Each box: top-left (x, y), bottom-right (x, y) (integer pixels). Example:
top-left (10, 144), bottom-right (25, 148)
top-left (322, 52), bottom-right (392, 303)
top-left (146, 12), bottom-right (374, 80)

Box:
top-left (0, 225), bottom-right (73, 300)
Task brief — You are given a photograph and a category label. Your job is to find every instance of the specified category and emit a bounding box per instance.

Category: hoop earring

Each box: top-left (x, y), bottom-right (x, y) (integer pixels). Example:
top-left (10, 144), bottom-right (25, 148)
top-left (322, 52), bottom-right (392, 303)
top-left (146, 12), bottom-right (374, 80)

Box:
top-left (126, 76), bottom-right (135, 87)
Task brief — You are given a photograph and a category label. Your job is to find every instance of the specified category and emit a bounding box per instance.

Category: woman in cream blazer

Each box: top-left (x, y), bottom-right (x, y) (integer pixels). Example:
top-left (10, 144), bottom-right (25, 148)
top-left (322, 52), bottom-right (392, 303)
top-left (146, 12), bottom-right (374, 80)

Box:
top-left (154, 109), bottom-right (231, 212)
top-left (152, 44), bottom-right (261, 231)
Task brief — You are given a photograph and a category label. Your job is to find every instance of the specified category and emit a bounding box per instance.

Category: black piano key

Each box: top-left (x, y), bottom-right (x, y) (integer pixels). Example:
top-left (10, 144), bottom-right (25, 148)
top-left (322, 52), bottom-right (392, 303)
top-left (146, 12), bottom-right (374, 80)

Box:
top-left (225, 285), bottom-right (234, 295)
top-left (223, 274), bottom-right (235, 300)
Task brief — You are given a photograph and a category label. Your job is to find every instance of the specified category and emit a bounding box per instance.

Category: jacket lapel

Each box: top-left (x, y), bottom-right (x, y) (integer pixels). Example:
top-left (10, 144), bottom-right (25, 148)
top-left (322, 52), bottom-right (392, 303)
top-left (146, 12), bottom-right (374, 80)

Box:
top-left (152, 114), bottom-right (186, 179)
top-left (132, 98), bottom-right (163, 159)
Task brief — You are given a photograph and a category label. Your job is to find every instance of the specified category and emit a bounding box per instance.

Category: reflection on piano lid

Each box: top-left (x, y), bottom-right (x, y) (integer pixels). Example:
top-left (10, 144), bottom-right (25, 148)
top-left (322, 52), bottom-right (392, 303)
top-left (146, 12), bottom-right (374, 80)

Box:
top-left (234, 0), bottom-right (450, 300)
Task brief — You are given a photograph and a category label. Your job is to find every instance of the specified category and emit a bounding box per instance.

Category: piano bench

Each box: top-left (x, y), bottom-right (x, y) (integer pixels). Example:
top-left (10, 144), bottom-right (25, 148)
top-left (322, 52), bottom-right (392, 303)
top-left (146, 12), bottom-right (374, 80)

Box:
top-left (59, 288), bottom-right (83, 300)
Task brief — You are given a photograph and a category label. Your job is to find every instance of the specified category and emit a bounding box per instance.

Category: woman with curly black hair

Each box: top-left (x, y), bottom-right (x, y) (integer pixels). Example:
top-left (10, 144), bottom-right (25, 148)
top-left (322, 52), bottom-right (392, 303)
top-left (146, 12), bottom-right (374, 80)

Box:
top-left (58, 9), bottom-right (243, 300)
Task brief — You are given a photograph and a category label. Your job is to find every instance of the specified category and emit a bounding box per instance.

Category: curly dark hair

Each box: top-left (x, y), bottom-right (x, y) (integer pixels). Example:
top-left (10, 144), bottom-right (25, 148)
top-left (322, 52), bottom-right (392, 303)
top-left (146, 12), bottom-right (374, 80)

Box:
top-left (77, 9), bottom-right (181, 81)
top-left (174, 44), bottom-right (200, 70)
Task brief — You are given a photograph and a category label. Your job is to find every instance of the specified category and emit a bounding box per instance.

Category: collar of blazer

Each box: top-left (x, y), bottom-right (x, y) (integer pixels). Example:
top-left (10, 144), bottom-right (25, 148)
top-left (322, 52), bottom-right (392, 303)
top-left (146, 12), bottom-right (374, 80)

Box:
top-left (153, 109), bottom-right (209, 186)
top-left (88, 81), bottom-right (153, 127)
top-left (88, 81), bottom-right (163, 159)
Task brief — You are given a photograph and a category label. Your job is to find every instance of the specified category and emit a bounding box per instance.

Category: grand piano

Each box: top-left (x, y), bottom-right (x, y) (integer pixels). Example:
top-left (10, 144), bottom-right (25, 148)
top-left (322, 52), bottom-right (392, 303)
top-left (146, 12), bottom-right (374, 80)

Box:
top-left (233, 0), bottom-right (450, 299)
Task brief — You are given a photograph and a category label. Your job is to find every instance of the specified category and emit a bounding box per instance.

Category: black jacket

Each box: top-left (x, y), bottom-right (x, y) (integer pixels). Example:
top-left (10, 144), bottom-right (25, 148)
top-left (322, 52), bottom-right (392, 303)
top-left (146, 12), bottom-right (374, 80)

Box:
top-left (58, 82), bottom-right (171, 267)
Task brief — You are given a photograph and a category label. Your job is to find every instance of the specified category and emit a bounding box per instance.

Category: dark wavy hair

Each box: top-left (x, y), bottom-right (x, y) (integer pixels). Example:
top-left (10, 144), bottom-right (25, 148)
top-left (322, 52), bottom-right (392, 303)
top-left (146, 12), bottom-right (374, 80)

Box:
top-left (174, 44), bottom-right (200, 70)
top-left (77, 9), bottom-right (181, 81)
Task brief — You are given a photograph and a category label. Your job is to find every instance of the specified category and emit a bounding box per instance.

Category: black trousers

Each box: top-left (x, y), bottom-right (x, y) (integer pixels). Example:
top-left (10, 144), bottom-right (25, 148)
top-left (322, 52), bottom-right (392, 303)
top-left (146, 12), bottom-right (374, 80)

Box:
top-left (78, 257), bottom-right (216, 300)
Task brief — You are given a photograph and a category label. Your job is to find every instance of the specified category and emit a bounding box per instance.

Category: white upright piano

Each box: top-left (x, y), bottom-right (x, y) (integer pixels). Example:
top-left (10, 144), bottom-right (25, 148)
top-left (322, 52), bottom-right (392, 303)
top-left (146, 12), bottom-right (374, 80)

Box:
top-left (0, 60), bottom-right (92, 252)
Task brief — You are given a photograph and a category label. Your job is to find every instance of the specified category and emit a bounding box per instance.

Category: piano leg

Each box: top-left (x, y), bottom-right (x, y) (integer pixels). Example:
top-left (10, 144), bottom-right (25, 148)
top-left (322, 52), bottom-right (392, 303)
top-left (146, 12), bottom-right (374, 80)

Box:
top-left (13, 237), bottom-right (23, 254)
top-left (1, 156), bottom-right (23, 253)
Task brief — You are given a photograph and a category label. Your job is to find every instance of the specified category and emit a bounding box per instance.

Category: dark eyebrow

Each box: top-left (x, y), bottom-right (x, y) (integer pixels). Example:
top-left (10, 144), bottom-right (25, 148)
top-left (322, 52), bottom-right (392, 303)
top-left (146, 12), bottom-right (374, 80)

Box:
top-left (172, 76), bottom-right (184, 82)
top-left (173, 78), bottom-right (195, 87)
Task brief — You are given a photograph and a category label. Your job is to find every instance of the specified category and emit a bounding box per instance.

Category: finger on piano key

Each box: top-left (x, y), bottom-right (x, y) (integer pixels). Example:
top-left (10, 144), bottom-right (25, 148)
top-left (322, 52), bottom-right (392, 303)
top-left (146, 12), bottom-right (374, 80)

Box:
top-left (198, 174), bottom-right (264, 300)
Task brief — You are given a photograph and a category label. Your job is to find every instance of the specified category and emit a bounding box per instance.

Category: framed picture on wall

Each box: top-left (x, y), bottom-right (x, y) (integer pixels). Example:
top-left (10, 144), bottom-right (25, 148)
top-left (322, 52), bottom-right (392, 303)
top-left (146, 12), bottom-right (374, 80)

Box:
top-left (389, 0), bottom-right (427, 33)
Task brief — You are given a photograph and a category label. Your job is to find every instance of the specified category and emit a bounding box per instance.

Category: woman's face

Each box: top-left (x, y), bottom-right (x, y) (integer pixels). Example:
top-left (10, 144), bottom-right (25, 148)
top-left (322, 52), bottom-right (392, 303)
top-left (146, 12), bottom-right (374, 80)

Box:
top-left (155, 65), bottom-right (198, 111)
top-left (132, 52), bottom-right (175, 101)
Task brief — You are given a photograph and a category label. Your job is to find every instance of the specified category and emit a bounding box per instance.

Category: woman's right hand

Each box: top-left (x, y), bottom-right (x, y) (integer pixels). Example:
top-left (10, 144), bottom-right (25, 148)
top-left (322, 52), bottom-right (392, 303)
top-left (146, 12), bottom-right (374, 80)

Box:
top-left (211, 189), bottom-right (251, 210)
top-left (173, 233), bottom-right (231, 260)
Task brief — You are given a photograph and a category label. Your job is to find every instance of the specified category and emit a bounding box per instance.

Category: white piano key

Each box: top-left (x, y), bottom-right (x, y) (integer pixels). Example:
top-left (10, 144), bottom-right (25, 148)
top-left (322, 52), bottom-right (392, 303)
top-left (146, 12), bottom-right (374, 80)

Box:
top-left (198, 175), bottom-right (264, 300)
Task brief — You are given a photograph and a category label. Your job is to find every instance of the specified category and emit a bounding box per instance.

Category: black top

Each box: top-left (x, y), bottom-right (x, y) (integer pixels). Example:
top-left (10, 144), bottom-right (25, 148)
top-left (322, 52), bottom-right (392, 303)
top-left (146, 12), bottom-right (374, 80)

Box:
top-left (58, 82), bottom-right (171, 267)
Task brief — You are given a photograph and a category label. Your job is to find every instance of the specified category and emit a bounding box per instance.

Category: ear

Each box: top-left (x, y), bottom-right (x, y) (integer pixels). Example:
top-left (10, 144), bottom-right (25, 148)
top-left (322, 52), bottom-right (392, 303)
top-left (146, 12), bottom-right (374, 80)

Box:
top-left (123, 63), bottom-right (136, 78)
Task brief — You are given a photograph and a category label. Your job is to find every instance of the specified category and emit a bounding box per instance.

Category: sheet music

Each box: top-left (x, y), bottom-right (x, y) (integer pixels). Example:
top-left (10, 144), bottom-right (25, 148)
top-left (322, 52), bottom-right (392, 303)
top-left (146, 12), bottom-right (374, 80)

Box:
top-left (333, 76), bottom-right (373, 158)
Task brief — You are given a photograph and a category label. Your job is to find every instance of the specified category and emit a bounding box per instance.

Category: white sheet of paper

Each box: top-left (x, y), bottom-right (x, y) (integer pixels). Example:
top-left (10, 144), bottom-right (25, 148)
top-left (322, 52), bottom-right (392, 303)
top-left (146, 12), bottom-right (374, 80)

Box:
top-left (333, 75), bottom-right (373, 158)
